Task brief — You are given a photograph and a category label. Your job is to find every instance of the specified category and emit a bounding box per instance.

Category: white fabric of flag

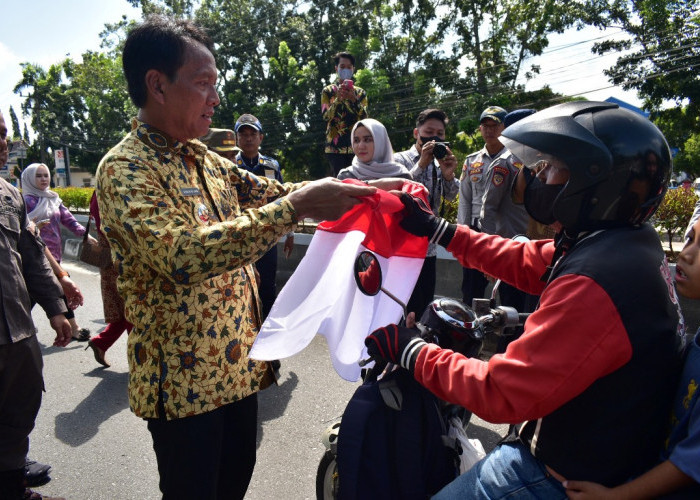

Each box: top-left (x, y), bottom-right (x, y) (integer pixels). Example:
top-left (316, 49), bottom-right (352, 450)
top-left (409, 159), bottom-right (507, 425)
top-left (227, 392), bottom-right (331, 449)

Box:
top-left (250, 182), bottom-right (429, 381)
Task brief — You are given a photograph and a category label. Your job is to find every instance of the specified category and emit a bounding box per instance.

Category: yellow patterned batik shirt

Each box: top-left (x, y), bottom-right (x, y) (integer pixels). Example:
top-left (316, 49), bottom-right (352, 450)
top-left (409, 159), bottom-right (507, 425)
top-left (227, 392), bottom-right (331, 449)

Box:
top-left (321, 83), bottom-right (368, 154)
top-left (96, 119), bottom-right (300, 420)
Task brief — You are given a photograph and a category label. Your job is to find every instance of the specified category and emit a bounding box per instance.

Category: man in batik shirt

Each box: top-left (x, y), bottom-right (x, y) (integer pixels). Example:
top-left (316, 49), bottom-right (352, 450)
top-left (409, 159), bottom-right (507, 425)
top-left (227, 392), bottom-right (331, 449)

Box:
top-left (321, 51), bottom-right (368, 176)
top-left (96, 15), bottom-right (375, 500)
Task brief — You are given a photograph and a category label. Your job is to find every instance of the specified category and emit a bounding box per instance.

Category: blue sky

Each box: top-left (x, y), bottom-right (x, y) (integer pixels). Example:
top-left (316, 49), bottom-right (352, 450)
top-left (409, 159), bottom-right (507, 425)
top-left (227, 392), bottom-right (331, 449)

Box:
top-left (1, 0), bottom-right (141, 137)
top-left (1, 1), bottom-right (644, 139)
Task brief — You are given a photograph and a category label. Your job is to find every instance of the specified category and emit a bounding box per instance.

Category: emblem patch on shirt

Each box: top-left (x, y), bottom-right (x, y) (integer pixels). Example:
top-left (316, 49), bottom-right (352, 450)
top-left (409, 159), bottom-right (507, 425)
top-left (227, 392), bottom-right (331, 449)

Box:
top-left (513, 161), bottom-right (524, 170)
top-left (492, 166), bottom-right (509, 186)
top-left (196, 203), bottom-right (210, 223)
top-left (469, 162), bottom-right (484, 183)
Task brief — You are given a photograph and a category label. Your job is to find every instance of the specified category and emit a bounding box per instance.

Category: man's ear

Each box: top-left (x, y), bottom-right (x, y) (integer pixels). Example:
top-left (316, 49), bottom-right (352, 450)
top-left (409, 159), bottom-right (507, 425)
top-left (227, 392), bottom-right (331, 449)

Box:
top-left (145, 69), bottom-right (167, 105)
top-left (413, 128), bottom-right (420, 142)
top-left (259, 133), bottom-right (264, 144)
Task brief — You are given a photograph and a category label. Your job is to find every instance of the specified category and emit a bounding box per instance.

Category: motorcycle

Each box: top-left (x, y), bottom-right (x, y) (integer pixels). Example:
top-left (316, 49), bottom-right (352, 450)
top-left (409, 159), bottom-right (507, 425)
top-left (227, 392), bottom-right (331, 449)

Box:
top-left (316, 249), bottom-right (529, 499)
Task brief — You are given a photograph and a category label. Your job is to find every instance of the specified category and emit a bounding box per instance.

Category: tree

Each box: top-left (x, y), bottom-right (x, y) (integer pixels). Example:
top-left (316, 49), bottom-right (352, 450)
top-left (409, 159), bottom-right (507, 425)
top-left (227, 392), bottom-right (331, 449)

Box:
top-left (8, 106), bottom-right (21, 140)
top-left (14, 56), bottom-right (134, 174)
top-left (14, 61), bottom-right (82, 166)
top-left (653, 185), bottom-right (698, 259)
top-left (675, 131), bottom-right (700, 177)
top-left (448, 0), bottom-right (580, 94)
top-left (585, 0), bottom-right (700, 115)
top-left (12, 0), bottom-right (595, 181)
top-left (582, 1), bottom-right (700, 175)
top-left (68, 51), bottom-right (136, 171)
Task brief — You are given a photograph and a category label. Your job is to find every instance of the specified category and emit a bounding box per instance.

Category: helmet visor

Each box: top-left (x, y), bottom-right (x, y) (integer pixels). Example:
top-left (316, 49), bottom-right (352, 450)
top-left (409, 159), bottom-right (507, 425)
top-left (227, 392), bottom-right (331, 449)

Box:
top-left (500, 137), bottom-right (562, 171)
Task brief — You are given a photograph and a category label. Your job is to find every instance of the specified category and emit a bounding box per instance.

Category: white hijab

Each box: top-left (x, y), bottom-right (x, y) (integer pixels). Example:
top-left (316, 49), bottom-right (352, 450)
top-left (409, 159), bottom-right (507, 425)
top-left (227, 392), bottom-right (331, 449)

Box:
top-left (338, 119), bottom-right (411, 180)
top-left (22, 163), bottom-right (62, 221)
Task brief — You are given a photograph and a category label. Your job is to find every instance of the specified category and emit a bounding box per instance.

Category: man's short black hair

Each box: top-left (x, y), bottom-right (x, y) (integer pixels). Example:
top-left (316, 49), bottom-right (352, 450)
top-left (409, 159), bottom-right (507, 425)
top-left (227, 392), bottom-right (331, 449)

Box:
top-left (416, 109), bottom-right (448, 128)
top-left (123, 14), bottom-right (215, 108)
top-left (333, 52), bottom-right (356, 66)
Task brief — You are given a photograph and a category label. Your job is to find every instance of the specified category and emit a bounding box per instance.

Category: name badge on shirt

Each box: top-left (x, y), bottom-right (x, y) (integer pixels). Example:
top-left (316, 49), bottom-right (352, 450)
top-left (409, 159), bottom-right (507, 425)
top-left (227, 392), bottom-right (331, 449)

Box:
top-left (264, 168), bottom-right (276, 180)
top-left (181, 187), bottom-right (202, 197)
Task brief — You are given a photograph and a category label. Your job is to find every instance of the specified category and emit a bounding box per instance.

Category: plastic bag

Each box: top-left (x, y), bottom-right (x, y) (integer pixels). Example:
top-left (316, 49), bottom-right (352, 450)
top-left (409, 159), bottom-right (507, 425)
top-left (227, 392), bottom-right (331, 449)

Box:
top-left (447, 417), bottom-right (486, 474)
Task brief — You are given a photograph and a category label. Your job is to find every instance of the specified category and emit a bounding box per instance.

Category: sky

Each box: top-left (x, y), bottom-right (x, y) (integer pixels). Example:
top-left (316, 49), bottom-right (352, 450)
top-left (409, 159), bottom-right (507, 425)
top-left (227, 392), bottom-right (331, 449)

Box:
top-left (1, 1), bottom-right (645, 140)
top-left (1, 0), bottom-right (142, 137)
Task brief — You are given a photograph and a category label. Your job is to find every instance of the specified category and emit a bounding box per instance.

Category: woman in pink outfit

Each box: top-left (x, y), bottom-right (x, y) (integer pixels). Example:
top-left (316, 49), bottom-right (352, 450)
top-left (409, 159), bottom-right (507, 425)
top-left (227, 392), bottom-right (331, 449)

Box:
top-left (22, 163), bottom-right (93, 341)
top-left (85, 191), bottom-right (132, 367)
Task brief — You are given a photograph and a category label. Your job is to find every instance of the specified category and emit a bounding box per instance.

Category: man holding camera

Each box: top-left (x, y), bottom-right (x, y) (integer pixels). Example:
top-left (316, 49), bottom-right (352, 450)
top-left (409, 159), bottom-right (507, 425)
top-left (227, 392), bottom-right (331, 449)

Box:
top-left (458, 105), bottom-right (507, 305)
top-left (394, 108), bottom-right (459, 317)
top-left (321, 51), bottom-right (368, 176)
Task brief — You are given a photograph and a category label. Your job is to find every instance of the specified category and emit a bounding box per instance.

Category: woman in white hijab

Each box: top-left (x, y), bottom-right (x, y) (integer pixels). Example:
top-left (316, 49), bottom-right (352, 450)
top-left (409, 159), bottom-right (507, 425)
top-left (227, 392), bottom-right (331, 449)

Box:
top-left (337, 119), bottom-right (412, 181)
top-left (21, 163), bottom-right (93, 341)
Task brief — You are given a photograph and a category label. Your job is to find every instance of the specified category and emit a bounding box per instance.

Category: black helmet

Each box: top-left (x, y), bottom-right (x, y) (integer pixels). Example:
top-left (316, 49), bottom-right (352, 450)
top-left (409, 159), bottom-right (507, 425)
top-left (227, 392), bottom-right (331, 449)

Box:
top-left (500, 101), bottom-right (671, 231)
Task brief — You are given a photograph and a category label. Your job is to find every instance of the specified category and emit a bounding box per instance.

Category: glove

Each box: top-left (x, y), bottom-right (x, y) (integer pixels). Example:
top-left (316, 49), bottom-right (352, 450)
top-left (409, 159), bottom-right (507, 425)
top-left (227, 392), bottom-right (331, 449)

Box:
top-left (365, 324), bottom-right (428, 372)
top-left (398, 192), bottom-right (456, 248)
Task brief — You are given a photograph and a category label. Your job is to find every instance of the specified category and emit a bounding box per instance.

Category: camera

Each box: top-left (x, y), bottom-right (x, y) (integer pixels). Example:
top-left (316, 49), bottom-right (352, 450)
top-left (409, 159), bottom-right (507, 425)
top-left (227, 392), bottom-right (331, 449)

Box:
top-left (342, 79), bottom-right (354, 89)
top-left (432, 141), bottom-right (450, 160)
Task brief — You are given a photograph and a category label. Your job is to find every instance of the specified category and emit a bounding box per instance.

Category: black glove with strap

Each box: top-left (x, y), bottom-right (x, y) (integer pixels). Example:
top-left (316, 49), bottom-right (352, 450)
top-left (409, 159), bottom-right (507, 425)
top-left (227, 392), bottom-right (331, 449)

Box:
top-left (365, 324), bottom-right (428, 372)
top-left (399, 192), bottom-right (456, 248)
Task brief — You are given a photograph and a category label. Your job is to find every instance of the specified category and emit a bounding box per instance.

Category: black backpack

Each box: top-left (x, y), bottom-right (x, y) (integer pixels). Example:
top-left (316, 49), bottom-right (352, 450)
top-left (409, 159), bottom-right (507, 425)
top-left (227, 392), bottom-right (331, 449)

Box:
top-left (336, 367), bottom-right (460, 500)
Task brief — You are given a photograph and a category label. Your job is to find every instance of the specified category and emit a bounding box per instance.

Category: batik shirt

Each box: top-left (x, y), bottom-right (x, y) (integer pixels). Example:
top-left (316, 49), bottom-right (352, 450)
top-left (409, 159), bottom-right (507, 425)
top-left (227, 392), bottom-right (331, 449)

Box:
top-left (96, 119), bottom-right (299, 420)
top-left (321, 83), bottom-right (368, 154)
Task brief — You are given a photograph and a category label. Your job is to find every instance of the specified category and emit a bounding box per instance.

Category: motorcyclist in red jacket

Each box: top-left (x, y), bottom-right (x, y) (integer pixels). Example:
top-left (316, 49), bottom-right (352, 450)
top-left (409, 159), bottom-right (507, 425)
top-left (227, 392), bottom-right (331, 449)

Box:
top-left (366, 101), bottom-right (685, 499)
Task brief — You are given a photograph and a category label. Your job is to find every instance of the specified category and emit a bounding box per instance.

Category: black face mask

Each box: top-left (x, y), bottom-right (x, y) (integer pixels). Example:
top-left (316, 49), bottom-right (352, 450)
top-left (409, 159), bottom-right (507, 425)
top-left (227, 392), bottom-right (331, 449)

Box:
top-left (524, 176), bottom-right (565, 225)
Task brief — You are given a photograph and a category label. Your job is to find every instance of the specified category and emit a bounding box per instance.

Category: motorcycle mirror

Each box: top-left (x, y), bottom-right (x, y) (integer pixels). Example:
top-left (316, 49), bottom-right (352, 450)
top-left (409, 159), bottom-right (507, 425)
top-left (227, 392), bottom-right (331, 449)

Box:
top-left (491, 234), bottom-right (531, 302)
top-left (353, 251), bottom-right (408, 317)
top-left (354, 251), bottom-right (383, 296)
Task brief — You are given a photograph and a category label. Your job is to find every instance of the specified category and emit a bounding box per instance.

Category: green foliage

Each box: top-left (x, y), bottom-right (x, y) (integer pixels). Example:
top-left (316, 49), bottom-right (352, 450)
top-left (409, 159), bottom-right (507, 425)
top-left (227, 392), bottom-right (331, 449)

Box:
top-left (13, 55), bottom-right (134, 173)
top-left (586, 0), bottom-right (700, 118)
top-left (53, 187), bottom-right (94, 211)
top-left (8, 107), bottom-right (21, 140)
top-left (653, 187), bottom-right (699, 258)
top-left (441, 197), bottom-right (459, 224)
top-left (676, 132), bottom-right (700, 177)
top-left (11, 0), bottom-right (658, 185)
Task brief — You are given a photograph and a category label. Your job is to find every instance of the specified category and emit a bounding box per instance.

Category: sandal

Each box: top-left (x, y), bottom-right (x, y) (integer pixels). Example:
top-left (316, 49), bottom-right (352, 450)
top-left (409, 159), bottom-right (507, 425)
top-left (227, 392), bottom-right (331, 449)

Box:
top-left (71, 328), bottom-right (90, 342)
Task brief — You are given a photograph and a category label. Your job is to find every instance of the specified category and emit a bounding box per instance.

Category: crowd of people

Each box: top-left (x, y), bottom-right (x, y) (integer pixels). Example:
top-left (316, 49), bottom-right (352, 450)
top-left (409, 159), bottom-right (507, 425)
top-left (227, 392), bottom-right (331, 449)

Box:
top-left (1, 12), bottom-right (698, 500)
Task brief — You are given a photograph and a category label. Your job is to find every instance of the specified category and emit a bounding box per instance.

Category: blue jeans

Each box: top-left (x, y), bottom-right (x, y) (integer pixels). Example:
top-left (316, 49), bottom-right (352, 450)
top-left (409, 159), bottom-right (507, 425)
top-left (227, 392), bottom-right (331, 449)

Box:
top-left (432, 441), bottom-right (567, 499)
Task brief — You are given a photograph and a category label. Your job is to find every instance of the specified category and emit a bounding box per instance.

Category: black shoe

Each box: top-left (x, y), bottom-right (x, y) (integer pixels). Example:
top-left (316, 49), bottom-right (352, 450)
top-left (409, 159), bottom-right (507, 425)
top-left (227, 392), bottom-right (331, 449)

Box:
top-left (71, 328), bottom-right (91, 342)
top-left (24, 459), bottom-right (51, 487)
top-left (270, 359), bottom-right (282, 380)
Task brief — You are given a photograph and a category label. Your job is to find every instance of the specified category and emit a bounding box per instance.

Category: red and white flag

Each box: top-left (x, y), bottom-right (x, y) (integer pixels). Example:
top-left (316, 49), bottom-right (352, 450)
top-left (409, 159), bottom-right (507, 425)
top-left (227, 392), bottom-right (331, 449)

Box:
top-left (250, 181), bottom-right (429, 381)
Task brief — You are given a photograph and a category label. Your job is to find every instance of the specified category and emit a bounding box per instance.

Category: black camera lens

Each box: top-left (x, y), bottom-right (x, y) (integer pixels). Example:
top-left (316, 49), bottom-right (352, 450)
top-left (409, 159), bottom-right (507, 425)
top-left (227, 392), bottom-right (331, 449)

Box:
top-left (433, 142), bottom-right (448, 159)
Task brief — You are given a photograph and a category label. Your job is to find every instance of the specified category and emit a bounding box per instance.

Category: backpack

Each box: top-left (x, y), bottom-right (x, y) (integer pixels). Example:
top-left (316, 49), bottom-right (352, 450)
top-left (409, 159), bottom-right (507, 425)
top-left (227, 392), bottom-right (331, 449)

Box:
top-left (336, 367), bottom-right (460, 500)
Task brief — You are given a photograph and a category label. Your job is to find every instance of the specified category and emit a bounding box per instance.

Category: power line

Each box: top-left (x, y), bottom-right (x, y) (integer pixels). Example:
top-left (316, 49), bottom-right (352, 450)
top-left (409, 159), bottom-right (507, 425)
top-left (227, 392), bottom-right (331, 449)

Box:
top-left (16, 9), bottom-right (699, 157)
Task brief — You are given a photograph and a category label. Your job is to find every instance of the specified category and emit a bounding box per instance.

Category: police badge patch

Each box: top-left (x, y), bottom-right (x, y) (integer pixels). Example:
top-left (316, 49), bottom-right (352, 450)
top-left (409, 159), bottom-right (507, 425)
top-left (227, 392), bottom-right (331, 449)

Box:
top-left (492, 166), bottom-right (509, 186)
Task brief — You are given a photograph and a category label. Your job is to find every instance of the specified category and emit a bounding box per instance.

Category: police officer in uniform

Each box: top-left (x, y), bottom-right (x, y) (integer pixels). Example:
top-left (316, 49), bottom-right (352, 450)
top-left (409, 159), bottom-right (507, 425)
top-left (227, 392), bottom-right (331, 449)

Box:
top-left (234, 114), bottom-right (294, 319)
top-left (457, 105), bottom-right (507, 305)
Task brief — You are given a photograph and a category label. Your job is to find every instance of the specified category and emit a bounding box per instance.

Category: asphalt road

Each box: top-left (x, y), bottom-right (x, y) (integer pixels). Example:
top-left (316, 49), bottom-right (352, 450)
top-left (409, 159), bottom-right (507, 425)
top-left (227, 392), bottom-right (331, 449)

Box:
top-left (29, 259), bottom-right (508, 500)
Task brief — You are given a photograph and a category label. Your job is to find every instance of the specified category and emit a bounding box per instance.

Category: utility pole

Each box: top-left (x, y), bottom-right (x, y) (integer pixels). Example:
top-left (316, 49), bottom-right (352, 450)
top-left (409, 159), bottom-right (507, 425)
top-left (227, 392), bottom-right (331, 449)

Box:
top-left (64, 145), bottom-right (72, 187)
